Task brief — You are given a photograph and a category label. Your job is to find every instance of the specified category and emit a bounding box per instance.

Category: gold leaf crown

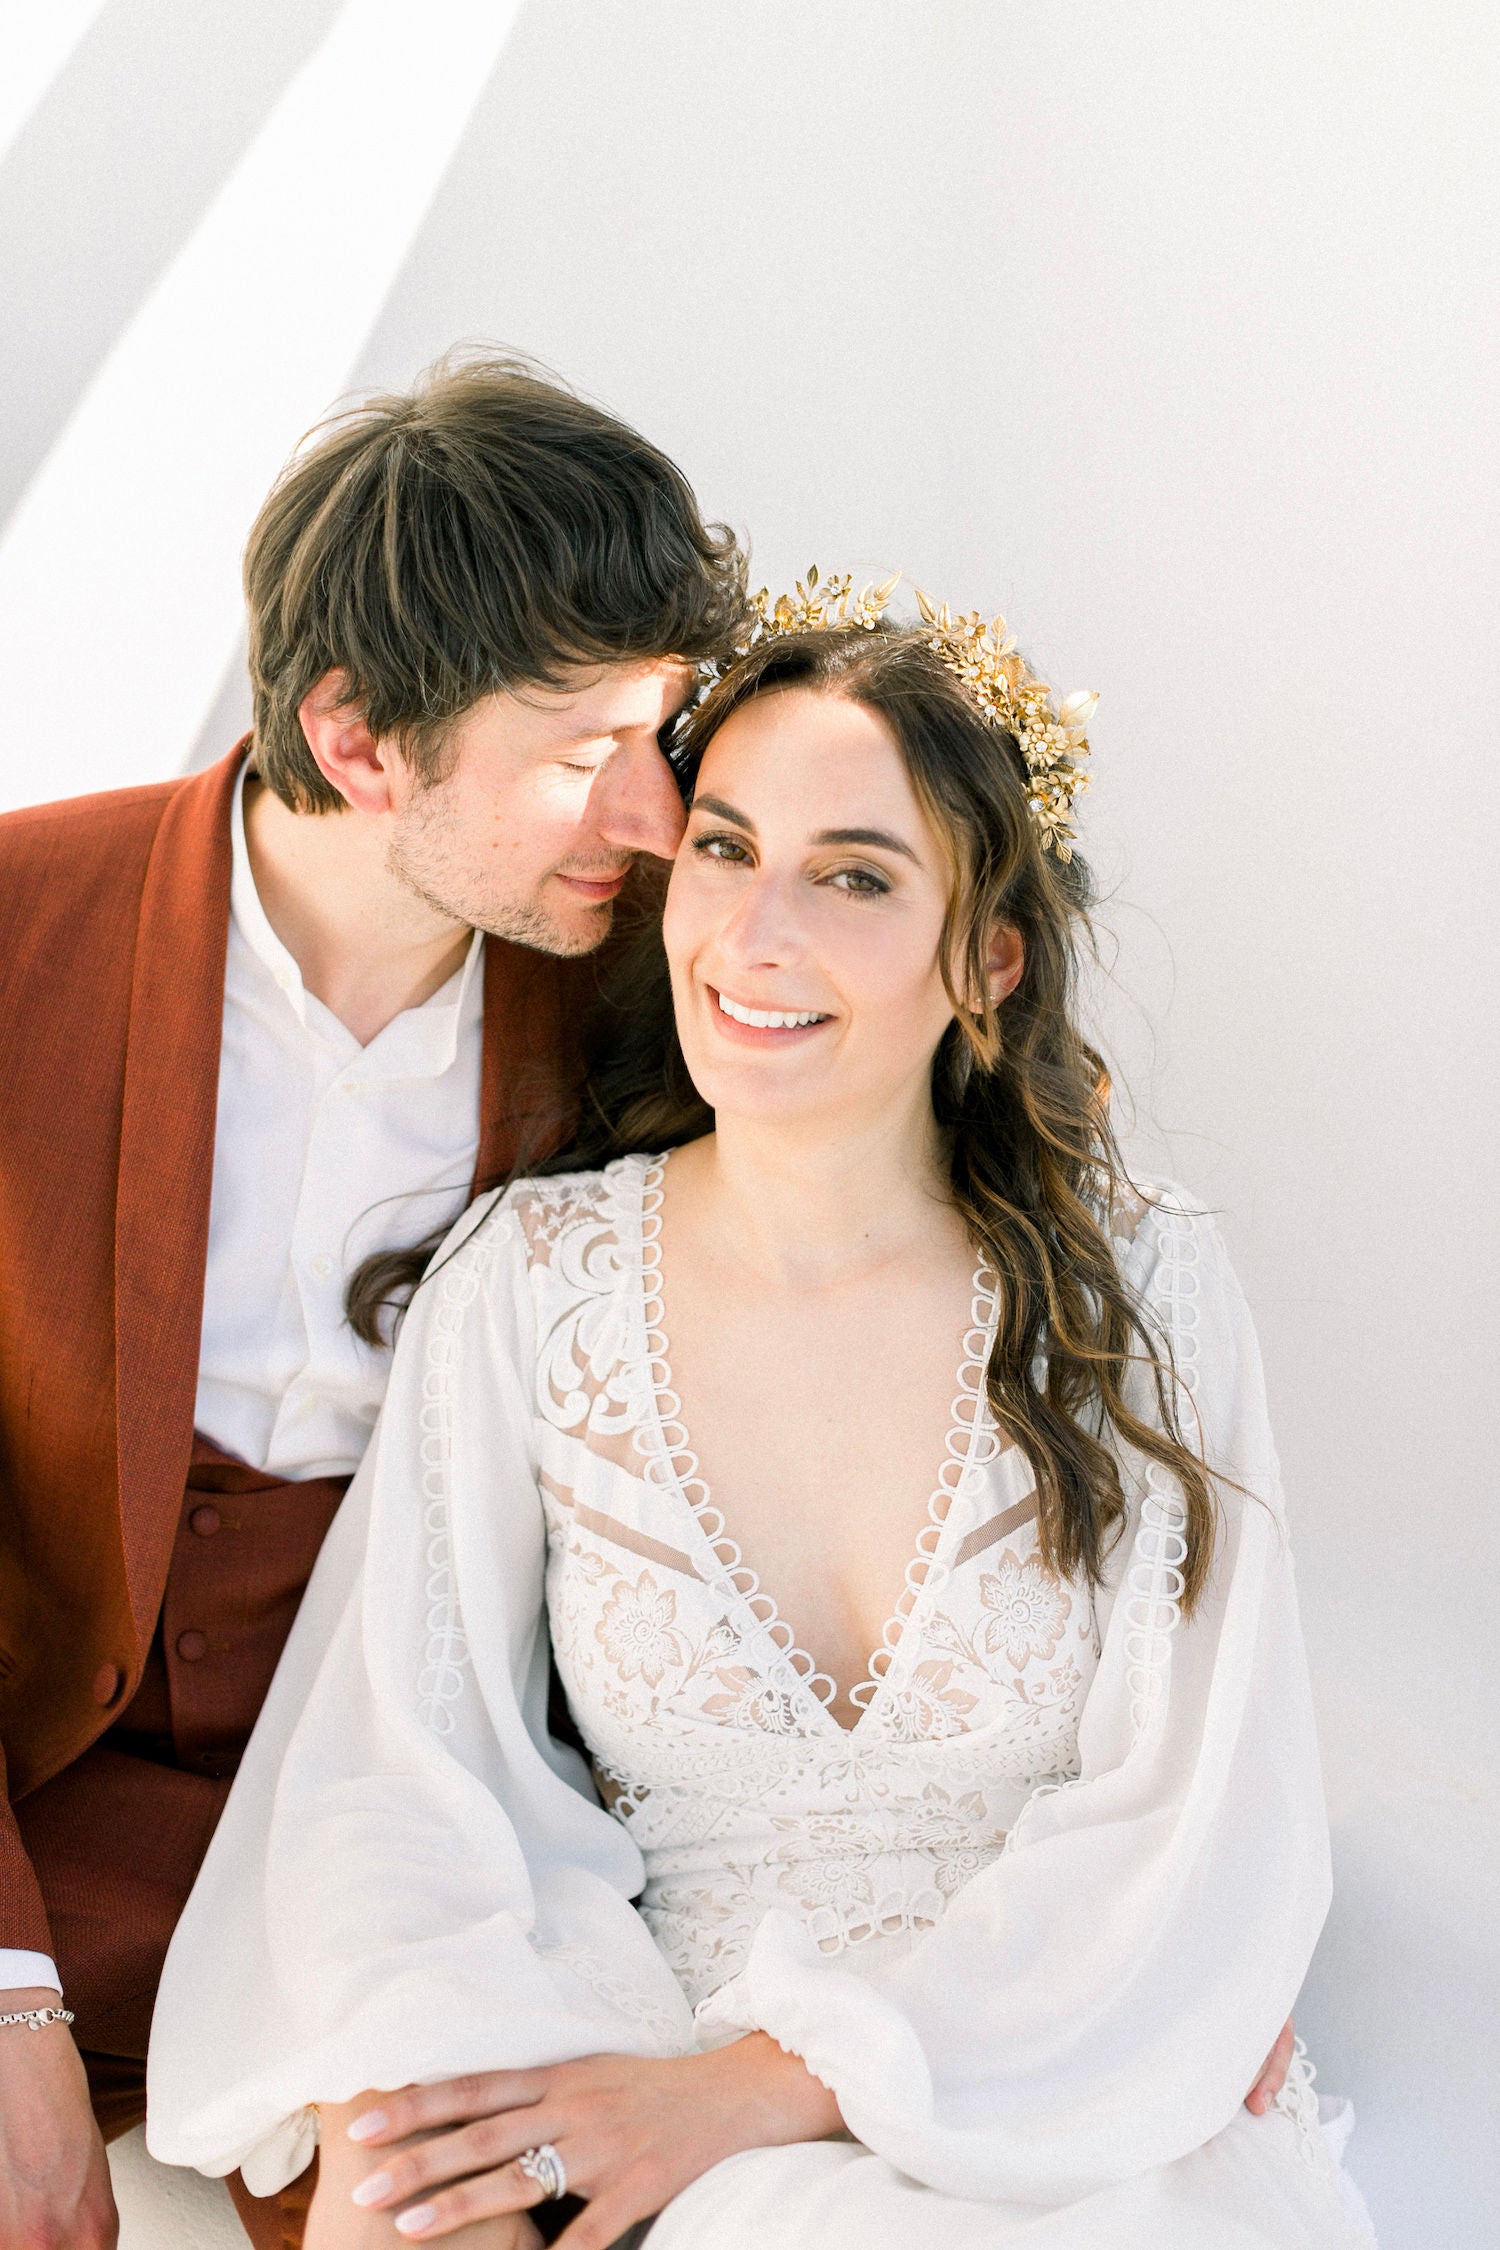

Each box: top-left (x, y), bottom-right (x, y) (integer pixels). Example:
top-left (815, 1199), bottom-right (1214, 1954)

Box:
top-left (726, 566), bottom-right (1097, 860)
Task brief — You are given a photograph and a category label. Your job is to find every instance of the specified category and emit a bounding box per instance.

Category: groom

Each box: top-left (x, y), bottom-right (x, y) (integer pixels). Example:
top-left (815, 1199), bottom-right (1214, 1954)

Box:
top-left (0, 355), bottom-right (745, 2250)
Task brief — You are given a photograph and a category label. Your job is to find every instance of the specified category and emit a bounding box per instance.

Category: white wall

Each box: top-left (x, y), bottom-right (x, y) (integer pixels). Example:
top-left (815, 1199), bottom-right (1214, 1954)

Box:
top-left (5, 6), bottom-right (1497, 2245)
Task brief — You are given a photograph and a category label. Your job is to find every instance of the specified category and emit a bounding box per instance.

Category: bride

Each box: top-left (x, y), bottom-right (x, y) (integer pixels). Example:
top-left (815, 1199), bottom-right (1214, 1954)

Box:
top-left (147, 585), bottom-right (1373, 2248)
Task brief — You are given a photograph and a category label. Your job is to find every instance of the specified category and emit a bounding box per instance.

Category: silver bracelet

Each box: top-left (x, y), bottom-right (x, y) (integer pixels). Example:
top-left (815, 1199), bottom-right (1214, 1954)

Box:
top-left (0, 2006), bottom-right (74, 2031)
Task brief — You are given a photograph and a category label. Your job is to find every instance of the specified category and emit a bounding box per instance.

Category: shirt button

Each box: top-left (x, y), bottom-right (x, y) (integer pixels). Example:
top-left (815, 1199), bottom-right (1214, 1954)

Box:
top-left (175, 1630), bottom-right (208, 1662)
top-left (311, 1253), bottom-right (334, 1279)
top-left (91, 1663), bottom-right (124, 1706)
top-left (189, 1504), bottom-right (221, 1538)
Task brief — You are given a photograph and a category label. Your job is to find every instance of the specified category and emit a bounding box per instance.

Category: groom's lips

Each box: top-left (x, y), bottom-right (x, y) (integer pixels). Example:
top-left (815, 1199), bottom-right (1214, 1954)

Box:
top-left (554, 869), bottom-right (629, 903)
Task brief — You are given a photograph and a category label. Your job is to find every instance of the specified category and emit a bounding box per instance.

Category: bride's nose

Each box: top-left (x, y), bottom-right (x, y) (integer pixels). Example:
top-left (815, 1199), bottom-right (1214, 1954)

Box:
top-left (714, 865), bottom-right (805, 966)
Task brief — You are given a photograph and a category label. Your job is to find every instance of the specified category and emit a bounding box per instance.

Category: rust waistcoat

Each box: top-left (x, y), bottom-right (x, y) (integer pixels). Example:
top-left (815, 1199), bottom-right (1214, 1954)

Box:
top-left (109, 1433), bottom-right (351, 1781)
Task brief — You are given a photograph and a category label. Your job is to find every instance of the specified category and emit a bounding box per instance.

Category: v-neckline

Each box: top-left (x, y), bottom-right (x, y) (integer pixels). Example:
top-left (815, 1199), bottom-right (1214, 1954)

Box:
top-left (624, 1152), bottom-right (1002, 1737)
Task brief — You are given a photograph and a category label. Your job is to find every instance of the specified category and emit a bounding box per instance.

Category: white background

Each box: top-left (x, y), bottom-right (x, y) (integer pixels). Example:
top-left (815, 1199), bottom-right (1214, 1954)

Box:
top-left (1, 6), bottom-right (1495, 2245)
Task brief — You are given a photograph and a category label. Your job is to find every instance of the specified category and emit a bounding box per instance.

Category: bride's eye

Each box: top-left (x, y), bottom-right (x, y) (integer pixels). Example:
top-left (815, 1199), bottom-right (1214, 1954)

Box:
top-left (826, 864), bottom-right (891, 897)
top-left (692, 832), bottom-right (752, 864)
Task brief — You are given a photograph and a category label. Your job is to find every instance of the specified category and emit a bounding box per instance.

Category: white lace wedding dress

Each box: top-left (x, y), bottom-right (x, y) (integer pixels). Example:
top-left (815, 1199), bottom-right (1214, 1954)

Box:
top-left (148, 1156), bottom-right (1374, 2247)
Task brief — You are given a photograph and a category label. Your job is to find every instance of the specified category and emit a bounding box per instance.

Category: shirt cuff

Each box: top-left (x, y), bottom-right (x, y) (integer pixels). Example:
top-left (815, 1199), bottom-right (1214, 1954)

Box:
top-left (0, 1950), bottom-right (62, 1997)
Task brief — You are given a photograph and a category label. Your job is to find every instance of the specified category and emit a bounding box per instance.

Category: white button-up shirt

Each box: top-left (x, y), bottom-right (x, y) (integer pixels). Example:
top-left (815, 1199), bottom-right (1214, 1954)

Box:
top-left (193, 765), bottom-right (486, 1478)
top-left (4, 770), bottom-right (487, 1996)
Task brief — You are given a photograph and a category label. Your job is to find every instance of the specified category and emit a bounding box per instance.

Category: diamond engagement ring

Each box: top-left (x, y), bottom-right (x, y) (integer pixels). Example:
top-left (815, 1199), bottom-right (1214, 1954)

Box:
top-left (517, 2143), bottom-right (568, 2201)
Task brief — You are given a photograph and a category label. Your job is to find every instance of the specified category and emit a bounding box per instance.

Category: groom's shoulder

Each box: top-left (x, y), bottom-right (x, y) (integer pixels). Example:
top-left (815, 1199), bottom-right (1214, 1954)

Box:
top-left (0, 774), bottom-right (182, 901)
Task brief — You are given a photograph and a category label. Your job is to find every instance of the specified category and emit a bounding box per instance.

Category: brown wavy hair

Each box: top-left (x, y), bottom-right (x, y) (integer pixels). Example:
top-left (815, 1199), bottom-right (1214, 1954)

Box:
top-left (350, 620), bottom-right (1217, 1609)
top-left (245, 352), bottom-right (748, 813)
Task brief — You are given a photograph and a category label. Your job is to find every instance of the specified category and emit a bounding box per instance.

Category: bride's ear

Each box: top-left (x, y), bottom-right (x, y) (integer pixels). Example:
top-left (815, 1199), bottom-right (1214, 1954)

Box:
top-left (970, 919), bottom-right (1024, 1016)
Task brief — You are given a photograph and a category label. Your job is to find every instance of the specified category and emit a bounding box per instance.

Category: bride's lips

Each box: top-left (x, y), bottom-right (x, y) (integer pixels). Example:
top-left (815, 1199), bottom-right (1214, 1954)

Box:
top-left (554, 869), bottom-right (629, 904)
top-left (706, 986), bottom-right (833, 1045)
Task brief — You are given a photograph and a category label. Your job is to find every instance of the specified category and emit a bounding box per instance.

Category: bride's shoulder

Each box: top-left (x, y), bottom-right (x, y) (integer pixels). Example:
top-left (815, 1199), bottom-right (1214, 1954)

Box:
top-left (498, 1152), bottom-right (659, 1268)
top-left (1105, 1175), bottom-right (1232, 1290)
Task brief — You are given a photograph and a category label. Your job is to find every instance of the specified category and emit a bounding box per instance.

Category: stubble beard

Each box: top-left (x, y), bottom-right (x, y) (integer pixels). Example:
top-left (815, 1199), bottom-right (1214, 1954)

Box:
top-left (386, 790), bottom-right (623, 960)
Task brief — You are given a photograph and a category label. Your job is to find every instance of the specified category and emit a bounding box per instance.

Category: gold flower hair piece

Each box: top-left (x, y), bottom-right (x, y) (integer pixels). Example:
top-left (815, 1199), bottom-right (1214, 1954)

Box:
top-left (747, 564), bottom-right (902, 638)
top-left (911, 589), bottom-right (1098, 861)
top-left (729, 567), bottom-right (1098, 859)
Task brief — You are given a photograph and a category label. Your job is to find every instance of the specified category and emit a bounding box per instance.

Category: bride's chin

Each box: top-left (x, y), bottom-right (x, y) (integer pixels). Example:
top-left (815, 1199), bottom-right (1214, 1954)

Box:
top-left (690, 1080), bottom-right (844, 1135)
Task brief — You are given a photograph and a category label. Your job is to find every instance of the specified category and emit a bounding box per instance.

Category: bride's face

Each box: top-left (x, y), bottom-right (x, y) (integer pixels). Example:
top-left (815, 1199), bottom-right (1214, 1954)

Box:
top-left (664, 686), bottom-right (961, 1133)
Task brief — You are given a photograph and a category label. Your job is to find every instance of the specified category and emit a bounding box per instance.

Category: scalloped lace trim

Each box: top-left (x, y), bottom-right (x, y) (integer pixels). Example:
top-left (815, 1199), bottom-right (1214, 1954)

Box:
top-left (1123, 1195), bottom-right (1199, 1735)
top-left (1274, 2036), bottom-right (1328, 2169)
top-left (619, 1153), bottom-right (1002, 1731)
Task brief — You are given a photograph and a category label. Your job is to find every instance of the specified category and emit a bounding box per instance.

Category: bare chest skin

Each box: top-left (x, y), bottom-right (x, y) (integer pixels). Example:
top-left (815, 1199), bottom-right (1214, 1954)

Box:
top-left (657, 1213), bottom-right (982, 1730)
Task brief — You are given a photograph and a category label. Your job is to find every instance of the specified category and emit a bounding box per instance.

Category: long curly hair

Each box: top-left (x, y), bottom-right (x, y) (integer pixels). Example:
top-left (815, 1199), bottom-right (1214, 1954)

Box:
top-left (554, 623), bottom-right (1218, 1610)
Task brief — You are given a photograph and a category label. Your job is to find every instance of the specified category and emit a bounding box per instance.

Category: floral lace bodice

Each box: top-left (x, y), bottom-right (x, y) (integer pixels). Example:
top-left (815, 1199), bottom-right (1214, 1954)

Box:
top-left (521, 1156), bottom-right (1102, 2010)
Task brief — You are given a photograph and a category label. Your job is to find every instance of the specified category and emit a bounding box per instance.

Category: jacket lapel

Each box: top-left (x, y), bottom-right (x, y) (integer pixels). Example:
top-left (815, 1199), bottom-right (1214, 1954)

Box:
top-left (473, 936), bottom-right (594, 1195)
top-left (114, 746), bottom-right (243, 1650)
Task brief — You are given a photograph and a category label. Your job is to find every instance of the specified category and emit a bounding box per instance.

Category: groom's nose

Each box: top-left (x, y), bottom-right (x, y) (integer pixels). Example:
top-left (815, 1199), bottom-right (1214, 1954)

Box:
top-left (594, 735), bottom-right (688, 860)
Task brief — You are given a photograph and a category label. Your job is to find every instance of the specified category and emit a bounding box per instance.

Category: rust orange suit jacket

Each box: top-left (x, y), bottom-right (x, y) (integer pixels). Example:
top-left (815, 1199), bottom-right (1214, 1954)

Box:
top-left (0, 746), bottom-right (594, 1955)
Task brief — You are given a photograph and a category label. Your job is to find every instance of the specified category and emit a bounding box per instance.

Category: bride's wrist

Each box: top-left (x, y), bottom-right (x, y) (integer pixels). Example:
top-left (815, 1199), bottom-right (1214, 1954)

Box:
top-left (732, 2032), bottom-right (843, 2142)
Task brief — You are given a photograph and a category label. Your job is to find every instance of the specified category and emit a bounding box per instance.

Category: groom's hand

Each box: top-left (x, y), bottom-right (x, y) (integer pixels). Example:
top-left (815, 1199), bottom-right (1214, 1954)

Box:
top-left (0, 1994), bottom-right (117, 2250)
top-left (337, 2036), bottom-right (841, 2246)
top-left (1244, 2016), bottom-right (1296, 2116)
top-left (311, 2091), bottom-right (540, 2249)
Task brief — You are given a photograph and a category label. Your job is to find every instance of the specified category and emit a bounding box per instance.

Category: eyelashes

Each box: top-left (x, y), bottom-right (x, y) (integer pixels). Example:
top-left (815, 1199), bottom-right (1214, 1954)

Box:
top-left (688, 832), bottom-right (891, 897)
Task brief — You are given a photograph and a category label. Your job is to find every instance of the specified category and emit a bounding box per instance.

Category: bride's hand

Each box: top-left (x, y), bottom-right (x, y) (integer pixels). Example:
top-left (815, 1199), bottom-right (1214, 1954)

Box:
top-left (336, 2035), bottom-right (842, 2247)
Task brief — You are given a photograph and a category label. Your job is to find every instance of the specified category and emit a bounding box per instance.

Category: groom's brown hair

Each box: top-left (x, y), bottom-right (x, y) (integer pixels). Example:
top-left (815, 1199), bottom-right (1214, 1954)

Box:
top-left (245, 352), bottom-right (747, 813)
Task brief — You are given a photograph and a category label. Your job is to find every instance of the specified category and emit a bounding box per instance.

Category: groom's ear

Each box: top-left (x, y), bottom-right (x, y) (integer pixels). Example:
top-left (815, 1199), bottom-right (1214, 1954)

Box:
top-left (297, 669), bottom-right (403, 815)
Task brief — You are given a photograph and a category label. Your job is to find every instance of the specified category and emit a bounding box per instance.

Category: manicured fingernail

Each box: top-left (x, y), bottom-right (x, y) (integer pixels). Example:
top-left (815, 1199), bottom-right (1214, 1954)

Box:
top-left (347, 2109), bottom-right (388, 2142)
top-left (395, 2209), bottom-right (437, 2239)
top-left (351, 2172), bottom-right (394, 2207)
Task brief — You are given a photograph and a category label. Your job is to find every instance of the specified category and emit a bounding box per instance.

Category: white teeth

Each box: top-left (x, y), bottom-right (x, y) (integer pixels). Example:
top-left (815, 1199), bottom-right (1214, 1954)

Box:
top-left (716, 992), bottom-right (827, 1030)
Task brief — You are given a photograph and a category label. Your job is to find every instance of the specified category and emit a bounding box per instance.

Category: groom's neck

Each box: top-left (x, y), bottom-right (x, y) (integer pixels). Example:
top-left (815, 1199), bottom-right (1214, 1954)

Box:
top-left (243, 776), bottom-right (472, 1047)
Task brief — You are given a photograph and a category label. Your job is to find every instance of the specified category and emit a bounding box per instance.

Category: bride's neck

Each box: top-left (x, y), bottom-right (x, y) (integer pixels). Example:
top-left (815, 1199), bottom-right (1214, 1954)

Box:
top-left (669, 1102), bottom-right (957, 1290)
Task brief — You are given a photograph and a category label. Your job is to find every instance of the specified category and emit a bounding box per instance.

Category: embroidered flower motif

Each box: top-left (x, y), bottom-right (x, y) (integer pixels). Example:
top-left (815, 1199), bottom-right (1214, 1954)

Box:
top-left (879, 1659), bottom-right (979, 1742)
top-left (701, 1666), bottom-right (803, 1735)
top-left (978, 1555), bottom-right (1070, 1668)
top-left (595, 1571), bottom-right (686, 1688)
top-left (779, 1855), bottom-right (878, 1918)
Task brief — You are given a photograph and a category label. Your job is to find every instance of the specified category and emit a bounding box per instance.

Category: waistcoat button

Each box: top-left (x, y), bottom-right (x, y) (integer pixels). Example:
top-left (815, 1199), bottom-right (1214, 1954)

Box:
top-left (175, 1630), bottom-right (208, 1662)
top-left (189, 1504), bottom-right (221, 1537)
top-left (91, 1663), bottom-right (123, 1706)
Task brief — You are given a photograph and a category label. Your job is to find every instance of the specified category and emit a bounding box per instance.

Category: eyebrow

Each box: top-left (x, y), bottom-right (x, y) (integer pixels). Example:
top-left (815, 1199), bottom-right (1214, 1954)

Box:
top-left (689, 796), bottom-right (920, 864)
top-left (813, 825), bottom-right (919, 863)
top-left (691, 793), bottom-right (756, 827)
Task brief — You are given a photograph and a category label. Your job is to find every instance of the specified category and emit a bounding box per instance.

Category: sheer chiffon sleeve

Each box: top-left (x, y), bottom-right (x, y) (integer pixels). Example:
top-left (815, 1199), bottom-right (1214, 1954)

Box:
top-left (145, 1191), bottom-right (694, 2196)
top-left (693, 1192), bottom-right (1333, 2205)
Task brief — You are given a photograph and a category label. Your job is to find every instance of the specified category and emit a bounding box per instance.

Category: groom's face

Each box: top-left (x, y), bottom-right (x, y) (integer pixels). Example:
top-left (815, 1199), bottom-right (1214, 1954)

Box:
top-left (388, 658), bottom-right (695, 955)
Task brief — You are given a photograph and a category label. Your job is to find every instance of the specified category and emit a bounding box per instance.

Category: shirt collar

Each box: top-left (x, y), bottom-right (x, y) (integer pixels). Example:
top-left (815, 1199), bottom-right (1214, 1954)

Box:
top-left (229, 760), bottom-right (484, 1078)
